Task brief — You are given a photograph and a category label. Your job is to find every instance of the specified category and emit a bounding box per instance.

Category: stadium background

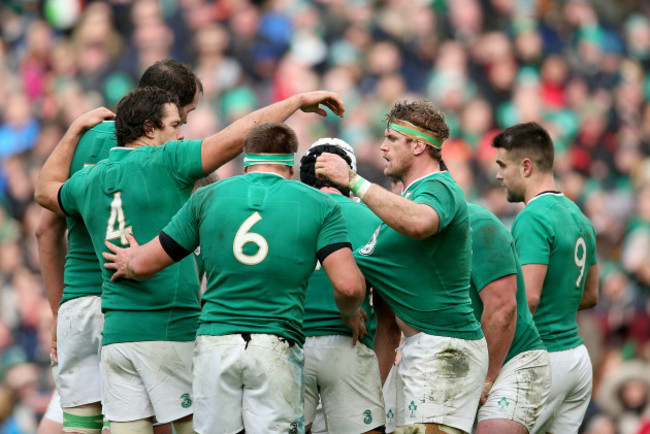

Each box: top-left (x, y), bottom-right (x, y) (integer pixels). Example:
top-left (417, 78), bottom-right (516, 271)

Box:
top-left (0, 0), bottom-right (649, 432)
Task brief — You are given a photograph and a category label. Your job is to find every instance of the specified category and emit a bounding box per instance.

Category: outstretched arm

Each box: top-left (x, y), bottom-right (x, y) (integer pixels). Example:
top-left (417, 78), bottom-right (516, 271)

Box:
top-left (103, 233), bottom-right (174, 281)
top-left (35, 108), bottom-right (115, 214)
top-left (315, 153), bottom-right (439, 239)
top-left (200, 91), bottom-right (345, 173)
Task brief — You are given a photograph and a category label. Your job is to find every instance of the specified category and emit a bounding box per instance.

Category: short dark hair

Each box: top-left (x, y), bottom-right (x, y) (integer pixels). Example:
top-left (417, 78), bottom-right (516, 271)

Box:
top-left (385, 100), bottom-right (450, 168)
top-left (243, 122), bottom-right (299, 154)
top-left (300, 144), bottom-right (354, 196)
top-left (115, 87), bottom-right (179, 147)
top-left (492, 122), bottom-right (554, 172)
top-left (138, 58), bottom-right (203, 108)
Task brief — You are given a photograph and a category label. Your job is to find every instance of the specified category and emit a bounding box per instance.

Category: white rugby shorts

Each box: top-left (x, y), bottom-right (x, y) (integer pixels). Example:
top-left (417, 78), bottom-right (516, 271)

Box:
top-left (304, 335), bottom-right (385, 432)
top-left (56, 295), bottom-right (104, 408)
top-left (530, 344), bottom-right (592, 434)
top-left (478, 349), bottom-right (551, 431)
top-left (101, 340), bottom-right (194, 424)
top-left (192, 333), bottom-right (304, 434)
top-left (384, 333), bottom-right (488, 433)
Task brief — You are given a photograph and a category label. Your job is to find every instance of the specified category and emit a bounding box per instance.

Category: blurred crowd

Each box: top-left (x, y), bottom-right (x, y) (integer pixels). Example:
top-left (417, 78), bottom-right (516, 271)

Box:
top-left (1, 0), bottom-right (650, 432)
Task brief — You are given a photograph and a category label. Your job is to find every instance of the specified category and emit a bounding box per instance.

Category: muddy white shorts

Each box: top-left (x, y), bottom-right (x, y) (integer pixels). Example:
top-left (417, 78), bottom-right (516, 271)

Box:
top-left (384, 333), bottom-right (488, 433)
top-left (478, 349), bottom-right (551, 431)
top-left (531, 344), bottom-right (592, 434)
top-left (304, 335), bottom-right (385, 432)
top-left (193, 333), bottom-right (304, 434)
top-left (56, 295), bottom-right (104, 408)
top-left (101, 340), bottom-right (194, 424)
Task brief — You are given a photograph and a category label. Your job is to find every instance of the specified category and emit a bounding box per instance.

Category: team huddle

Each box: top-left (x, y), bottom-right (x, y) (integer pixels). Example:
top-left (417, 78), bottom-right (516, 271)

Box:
top-left (34, 59), bottom-right (598, 434)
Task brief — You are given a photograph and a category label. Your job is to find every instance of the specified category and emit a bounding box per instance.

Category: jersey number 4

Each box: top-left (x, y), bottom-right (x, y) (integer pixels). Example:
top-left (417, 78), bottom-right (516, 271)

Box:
top-left (233, 211), bottom-right (268, 265)
top-left (105, 192), bottom-right (133, 245)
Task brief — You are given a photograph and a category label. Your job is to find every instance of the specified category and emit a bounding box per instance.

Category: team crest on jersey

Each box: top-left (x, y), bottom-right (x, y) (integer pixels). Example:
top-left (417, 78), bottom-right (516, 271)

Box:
top-left (359, 225), bottom-right (381, 256)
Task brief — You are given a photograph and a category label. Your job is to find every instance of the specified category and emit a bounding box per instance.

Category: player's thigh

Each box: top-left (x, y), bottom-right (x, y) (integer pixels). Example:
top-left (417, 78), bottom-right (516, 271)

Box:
top-left (396, 333), bottom-right (488, 434)
top-left (311, 336), bottom-right (385, 432)
top-left (192, 334), bottom-right (245, 434)
top-left (101, 342), bottom-right (153, 423)
top-left (241, 334), bottom-right (304, 434)
top-left (531, 345), bottom-right (592, 434)
top-left (134, 341), bottom-right (194, 424)
top-left (57, 296), bottom-right (104, 408)
top-left (478, 350), bottom-right (551, 433)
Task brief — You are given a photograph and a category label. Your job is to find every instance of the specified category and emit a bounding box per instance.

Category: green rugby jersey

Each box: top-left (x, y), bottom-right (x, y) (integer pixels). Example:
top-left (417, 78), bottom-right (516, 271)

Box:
top-left (511, 192), bottom-right (597, 352)
top-left (467, 204), bottom-right (545, 364)
top-left (303, 194), bottom-right (381, 349)
top-left (354, 172), bottom-right (483, 339)
top-left (61, 121), bottom-right (115, 304)
top-left (59, 140), bottom-right (206, 345)
top-left (161, 172), bottom-right (350, 346)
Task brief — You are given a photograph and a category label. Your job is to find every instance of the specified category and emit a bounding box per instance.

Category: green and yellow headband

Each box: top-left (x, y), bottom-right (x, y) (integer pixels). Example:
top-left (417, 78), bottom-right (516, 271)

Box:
top-left (243, 153), bottom-right (294, 168)
top-left (388, 120), bottom-right (444, 149)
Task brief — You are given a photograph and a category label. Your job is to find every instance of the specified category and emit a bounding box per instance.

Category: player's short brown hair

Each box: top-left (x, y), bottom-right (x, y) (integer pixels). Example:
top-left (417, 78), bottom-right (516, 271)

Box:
top-left (115, 87), bottom-right (179, 146)
top-left (243, 122), bottom-right (299, 154)
top-left (492, 122), bottom-right (555, 173)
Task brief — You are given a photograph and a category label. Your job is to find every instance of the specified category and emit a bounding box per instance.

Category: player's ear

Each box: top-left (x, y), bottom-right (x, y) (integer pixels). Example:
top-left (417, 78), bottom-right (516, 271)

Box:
top-left (412, 141), bottom-right (428, 156)
top-left (289, 166), bottom-right (295, 178)
top-left (521, 157), bottom-right (534, 177)
top-left (143, 119), bottom-right (155, 138)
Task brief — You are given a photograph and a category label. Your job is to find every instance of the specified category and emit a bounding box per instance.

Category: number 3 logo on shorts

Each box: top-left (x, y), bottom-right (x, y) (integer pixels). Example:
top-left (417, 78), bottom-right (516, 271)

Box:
top-left (233, 212), bottom-right (269, 265)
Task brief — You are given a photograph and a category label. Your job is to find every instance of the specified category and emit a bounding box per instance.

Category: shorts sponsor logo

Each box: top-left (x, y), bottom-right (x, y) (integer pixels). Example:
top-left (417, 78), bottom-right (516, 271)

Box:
top-left (363, 409), bottom-right (372, 424)
top-left (386, 409), bottom-right (394, 423)
top-left (289, 421), bottom-right (298, 434)
top-left (181, 393), bottom-right (192, 408)
top-left (498, 397), bottom-right (510, 410)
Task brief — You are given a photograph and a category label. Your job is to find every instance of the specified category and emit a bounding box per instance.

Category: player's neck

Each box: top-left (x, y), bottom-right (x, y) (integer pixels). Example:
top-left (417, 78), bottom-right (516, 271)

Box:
top-left (524, 174), bottom-right (558, 204)
top-left (125, 137), bottom-right (155, 149)
top-left (400, 158), bottom-right (442, 190)
top-left (245, 165), bottom-right (291, 179)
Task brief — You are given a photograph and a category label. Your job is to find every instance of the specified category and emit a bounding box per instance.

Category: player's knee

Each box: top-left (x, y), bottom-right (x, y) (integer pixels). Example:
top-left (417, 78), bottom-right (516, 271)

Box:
top-left (305, 423), bottom-right (312, 434)
top-left (109, 419), bottom-right (154, 434)
top-left (62, 406), bottom-right (103, 434)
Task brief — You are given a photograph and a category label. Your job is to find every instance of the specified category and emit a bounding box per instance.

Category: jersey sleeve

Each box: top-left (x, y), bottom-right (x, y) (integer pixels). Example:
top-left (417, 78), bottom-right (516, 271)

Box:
top-left (316, 198), bottom-right (351, 262)
top-left (160, 192), bottom-right (201, 259)
top-left (588, 224), bottom-right (597, 266)
top-left (58, 166), bottom-right (93, 217)
top-left (512, 210), bottom-right (553, 266)
top-left (412, 178), bottom-right (457, 233)
top-left (471, 217), bottom-right (518, 292)
top-left (160, 140), bottom-right (206, 189)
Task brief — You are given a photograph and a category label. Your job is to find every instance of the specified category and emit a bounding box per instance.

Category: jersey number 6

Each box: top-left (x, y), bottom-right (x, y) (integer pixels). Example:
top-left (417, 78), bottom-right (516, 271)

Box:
top-left (233, 211), bottom-right (268, 265)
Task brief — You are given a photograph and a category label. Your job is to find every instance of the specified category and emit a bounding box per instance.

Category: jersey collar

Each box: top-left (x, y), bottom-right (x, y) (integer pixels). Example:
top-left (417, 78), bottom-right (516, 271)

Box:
top-left (109, 147), bottom-right (135, 162)
top-left (401, 171), bottom-right (447, 196)
top-left (527, 191), bottom-right (564, 205)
